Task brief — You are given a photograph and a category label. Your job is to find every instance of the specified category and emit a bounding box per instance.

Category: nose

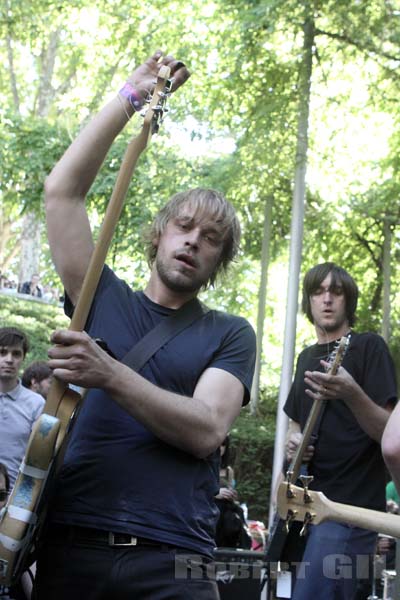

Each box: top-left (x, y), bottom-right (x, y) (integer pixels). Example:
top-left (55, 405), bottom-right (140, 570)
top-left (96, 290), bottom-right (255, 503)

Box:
top-left (322, 290), bottom-right (332, 302)
top-left (184, 227), bottom-right (201, 248)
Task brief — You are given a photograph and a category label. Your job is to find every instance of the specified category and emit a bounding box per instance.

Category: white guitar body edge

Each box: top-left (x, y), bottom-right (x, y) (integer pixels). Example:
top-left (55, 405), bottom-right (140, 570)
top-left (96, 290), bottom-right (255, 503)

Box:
top-left (0, 413), bottom-right (61, 585)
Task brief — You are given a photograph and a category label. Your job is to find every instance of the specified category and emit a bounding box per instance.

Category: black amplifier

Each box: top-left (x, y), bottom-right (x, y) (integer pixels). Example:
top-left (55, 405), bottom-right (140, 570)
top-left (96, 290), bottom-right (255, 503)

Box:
top-left (213, 548), bottom-right (267, 600)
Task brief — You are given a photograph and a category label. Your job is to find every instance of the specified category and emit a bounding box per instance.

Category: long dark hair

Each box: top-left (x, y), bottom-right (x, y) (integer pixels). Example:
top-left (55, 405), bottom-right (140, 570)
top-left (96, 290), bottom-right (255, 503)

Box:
top-left (301, 262), bottom-right (358, 327)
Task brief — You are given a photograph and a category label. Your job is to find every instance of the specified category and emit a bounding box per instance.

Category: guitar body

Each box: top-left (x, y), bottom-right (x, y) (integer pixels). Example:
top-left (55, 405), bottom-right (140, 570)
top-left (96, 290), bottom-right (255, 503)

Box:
top-left (0, 388), bottom-right (81, 585)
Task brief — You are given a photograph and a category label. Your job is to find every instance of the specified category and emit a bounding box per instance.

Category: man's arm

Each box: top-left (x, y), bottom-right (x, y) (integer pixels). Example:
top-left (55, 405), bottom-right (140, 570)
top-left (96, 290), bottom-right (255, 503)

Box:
top-left (48, 329), bottom-right (243, 458)
top-left (304, 363), bottom-right (391, 442)
top-left (382, 402), bottom-right (400, 495)
top-left (45, 51), bottom-right (190, 305)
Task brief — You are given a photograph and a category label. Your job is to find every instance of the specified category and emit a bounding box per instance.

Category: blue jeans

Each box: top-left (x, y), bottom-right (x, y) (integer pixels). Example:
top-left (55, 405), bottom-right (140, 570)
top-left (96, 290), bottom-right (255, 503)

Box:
top-left (290, 521), bottom-right (377, 600)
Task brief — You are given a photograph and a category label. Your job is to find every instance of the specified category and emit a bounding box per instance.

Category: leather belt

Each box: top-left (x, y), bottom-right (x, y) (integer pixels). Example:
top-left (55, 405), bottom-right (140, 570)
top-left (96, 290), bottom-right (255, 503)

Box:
top-left (48, 523), bottom-right (172, 549)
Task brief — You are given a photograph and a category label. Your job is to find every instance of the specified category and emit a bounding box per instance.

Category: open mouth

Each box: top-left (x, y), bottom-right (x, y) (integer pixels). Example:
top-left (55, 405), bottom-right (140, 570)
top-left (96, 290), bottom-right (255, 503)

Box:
top-left (175, 253), bottom-right (197, 269)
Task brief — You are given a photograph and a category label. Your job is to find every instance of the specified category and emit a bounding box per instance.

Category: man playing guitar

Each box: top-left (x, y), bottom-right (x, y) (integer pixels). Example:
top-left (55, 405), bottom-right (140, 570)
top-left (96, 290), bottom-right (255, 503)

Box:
top-left (284, 262), bottom-right (397, 600)
top-left (33, 52), bottom-right (256, 599)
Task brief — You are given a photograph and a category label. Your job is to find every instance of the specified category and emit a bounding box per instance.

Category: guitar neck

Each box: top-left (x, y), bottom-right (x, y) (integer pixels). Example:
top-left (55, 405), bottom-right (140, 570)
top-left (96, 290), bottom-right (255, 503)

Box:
top-left (288, 336), bottom-right (348, 482)
top-left (70, 129), bottom-right (150, 332)
top-left (289, 400), bottom-right (325, 482)
top-left (323, 497), bottom-right (400, 538)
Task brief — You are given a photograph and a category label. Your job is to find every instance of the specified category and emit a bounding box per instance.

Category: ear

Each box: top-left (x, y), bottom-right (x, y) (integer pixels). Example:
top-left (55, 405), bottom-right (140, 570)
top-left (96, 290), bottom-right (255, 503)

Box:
top-left (30, 379), bottom-right (39, 392)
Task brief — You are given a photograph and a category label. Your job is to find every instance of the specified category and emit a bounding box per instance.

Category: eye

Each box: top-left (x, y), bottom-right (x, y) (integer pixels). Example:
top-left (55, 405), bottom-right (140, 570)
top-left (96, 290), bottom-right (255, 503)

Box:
top-left (175, 219), bottom-right (191, 231)
top-left (203, 230), bottom-right (221, 245)
top-left (312, 288), bottom-right (323, 296)
top-left (333, 286), bottom-right (343, 295)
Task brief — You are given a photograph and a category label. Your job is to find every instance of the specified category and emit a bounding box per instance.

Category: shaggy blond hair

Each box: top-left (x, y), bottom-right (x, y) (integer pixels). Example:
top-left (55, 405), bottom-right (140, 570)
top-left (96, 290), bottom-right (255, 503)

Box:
top-left (144, 188), bottom-right (241, 286)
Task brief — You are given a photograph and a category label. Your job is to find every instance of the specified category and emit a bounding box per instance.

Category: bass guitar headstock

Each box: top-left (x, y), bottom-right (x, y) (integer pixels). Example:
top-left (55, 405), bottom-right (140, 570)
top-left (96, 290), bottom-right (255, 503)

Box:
top-left (142, 64), bottom-right (173, 135)
top-left (277, 478), bottom-right (327, 537)
top-left (325, 334), bottom-right (350, 375)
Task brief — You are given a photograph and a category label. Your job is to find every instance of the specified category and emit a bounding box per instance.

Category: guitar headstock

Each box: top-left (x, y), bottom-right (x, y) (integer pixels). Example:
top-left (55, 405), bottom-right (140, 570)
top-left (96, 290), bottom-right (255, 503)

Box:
top-left (142, 64), bottom-right (173, 135)
top-left (277, 481), bottom-right (329, 532)
top-left (325, 334), bottom-right (350, 375)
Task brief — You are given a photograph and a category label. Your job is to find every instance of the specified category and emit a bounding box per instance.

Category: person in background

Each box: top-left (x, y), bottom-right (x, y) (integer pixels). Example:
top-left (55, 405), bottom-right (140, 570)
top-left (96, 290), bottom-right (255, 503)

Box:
top-left (21, 360), bottom-right (53, 400)
top-left (215, 436), bottom-right (251, 549)
top-left (0, 327), bottom-right (45, 488)
top-left (216, 435), bottom-right (236, 501)
top-left (20, 274), bottom-right (42, 298)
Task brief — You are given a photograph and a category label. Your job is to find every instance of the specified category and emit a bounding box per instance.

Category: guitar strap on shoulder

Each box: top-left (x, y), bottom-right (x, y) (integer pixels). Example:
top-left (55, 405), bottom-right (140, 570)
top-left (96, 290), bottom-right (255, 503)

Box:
top-left (121, 297), bottom-right (209, 372)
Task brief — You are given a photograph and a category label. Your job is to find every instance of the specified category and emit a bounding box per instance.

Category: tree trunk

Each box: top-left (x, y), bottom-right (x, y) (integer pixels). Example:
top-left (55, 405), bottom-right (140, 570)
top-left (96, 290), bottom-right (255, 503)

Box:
top-left (5, 0), bottom-right (20, 112)
top-left (250, 195), bottom-right (273, 414)
top-left (18, 212), bottom-right (42, 287)
top-left (16, 30), bottom-right (61, 282)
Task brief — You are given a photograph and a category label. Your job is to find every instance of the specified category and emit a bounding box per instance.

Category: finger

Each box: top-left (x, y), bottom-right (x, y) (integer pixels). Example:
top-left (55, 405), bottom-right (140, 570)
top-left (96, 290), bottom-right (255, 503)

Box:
top-left (52, 368), bottom-right (83, 385)
top-left (48, 341), bottom-right (88, 360)
top-left (162, 56), bottom-right (187, 75)
top-left (161, 54), bottom-right (175, 66)
top-left (171, 67), bottom-right (191, 91)
top-left (50, 329), bottom-right (88, 345)
top-left (304, 377), bottom-right (322, 394)
top-left (147, 49), bottom-right (164, 64)
top-left (305, 389), bottom-right (324, 401)
top-left (159, 56), bottom-right (190, 91)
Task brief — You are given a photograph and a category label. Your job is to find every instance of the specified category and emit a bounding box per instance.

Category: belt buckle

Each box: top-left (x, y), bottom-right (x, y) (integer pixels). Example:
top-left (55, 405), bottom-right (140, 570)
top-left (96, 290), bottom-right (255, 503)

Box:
top-left (108, 532), bottom-right (138, 547)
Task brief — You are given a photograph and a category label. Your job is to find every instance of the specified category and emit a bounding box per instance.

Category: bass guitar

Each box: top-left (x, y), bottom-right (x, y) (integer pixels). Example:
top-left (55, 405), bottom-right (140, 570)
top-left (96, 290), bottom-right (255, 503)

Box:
top-left (0, 65), bottom-right (172, 586)
top-left (277, 480), bottom-right (400, 539)
top-left (266, 335), bottom-right (350, 561)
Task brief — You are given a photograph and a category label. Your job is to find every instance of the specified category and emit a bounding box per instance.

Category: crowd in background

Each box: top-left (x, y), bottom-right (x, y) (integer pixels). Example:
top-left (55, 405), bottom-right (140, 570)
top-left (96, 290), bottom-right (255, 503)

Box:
top-left (0, 272), bottom-right (62, 305)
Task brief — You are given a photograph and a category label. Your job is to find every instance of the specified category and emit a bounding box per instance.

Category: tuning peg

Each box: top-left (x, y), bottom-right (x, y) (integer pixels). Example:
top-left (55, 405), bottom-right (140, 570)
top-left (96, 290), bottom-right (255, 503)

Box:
top-left (299, 475), bottom-right (314, 503)
top-left (300, 511), bottom-right (313, 537)
top-left (157, 90), bottom-right (169, 99)
top-left (285, 478), bottom-right (295, 499)
top-left (283, 509), bottom-right (297, 534)
top-left (285, 470), bottom-right (295, 495)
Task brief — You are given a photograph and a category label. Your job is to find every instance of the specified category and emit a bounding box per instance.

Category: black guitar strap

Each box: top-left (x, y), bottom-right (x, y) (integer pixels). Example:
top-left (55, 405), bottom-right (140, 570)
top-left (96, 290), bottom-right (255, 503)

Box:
top-left (121, 297), bottom-right (209, 372)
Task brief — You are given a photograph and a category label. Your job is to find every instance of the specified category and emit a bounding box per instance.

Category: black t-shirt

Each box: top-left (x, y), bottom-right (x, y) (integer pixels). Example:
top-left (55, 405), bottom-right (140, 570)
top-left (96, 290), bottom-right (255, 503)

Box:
top-left (284, 332), bottom-right (397, 511)
top-left (50, 266), bottom-right (256, 557)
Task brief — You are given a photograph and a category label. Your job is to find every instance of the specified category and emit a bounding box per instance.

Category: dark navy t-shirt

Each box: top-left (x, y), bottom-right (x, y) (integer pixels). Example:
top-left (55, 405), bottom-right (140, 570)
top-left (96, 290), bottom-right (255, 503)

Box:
top-left (51, 266), bottom-right (256, 556)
